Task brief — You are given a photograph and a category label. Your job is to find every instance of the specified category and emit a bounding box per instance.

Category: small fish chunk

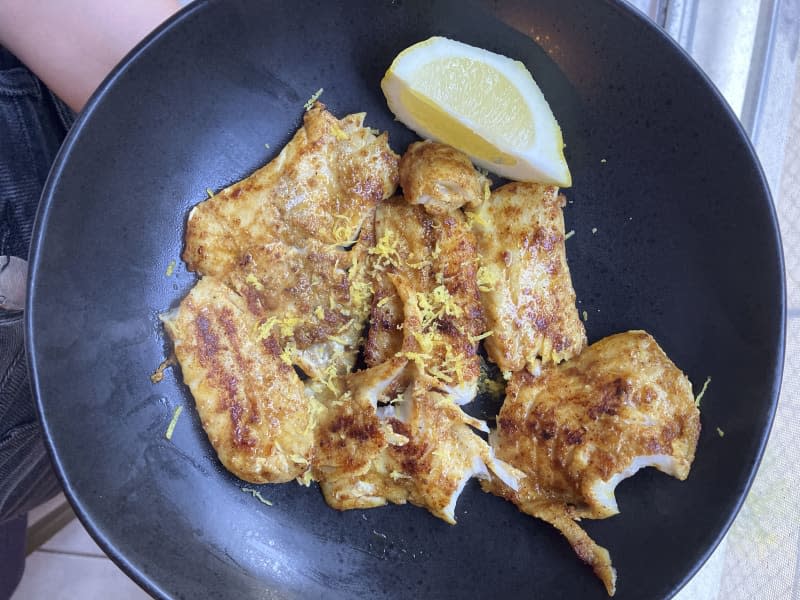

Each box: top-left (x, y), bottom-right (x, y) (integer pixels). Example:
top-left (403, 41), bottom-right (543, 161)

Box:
top-left (399, 141), bottom-right (489, 214)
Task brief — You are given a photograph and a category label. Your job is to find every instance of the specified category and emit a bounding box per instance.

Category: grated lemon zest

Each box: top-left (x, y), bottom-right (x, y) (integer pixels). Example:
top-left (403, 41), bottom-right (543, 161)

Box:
top-left (369, 230), bottom-right (402, 269)
top-left (165, 405), bottom-right (183, 440)
top-left (477, 266), bottom-right (499, 292)
top-left (331, 123), bottom-right (350, 140)
top-left (321, 363), bottom-right (342, 394)
top-left (255, 316), bottom-right (280, 340)
top-left (428, 365), bottom-right (454, 383)
top-left (246, 273), bottom-right (264, 291)
top-left (304, 88), bottom-right (324, 111)
top-left (314, 306), bottom-right (325, 320)
top-left (241, 487), bottom-right (273, 506)
top-left (347, 256), bottom-right (374, 311)
top-left (395, 350), bottom-right (432, 372)
top-left (695, 376), bottom-right (711, 409)
top-left (279, 341), bottom-right (297, 366)
top-left (165, 260), bottom-right (176, 277)
top-left (296, 470), bottom-right (314, 487)
top-left (377, 296), bottom-right (390, 308)
top-left (465, 210), bottom-right (488, 228)
top-left (468, 330), bottom-right (493, 344)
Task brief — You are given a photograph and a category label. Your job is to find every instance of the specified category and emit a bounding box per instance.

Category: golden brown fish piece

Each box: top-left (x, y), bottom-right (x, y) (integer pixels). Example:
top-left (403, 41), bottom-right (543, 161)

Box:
top-left (240, 233), bottom-right (375, 384)
top-left (471, 182), bottom-right (585, 372)
top-left (314, 359), bottom-right (409, 508)
top-left (319, 377), bottom-right (523, 523)
top-left (484, 330), bottom-right (701, 595)
top-left (161, 277), bottom-right (313, 484)
top-left (183, 102), bottom-right (399, 274)
top-left (181, 103), bottom-right (394, 385)
top-left (399, 141), bottom-right (489, 214)
top-left (365, 197), bottom-right (486, 403)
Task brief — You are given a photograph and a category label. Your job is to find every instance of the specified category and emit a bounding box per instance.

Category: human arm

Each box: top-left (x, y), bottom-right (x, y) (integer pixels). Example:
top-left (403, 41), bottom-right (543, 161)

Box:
top-left (0, 0), bottom-right (180, 112)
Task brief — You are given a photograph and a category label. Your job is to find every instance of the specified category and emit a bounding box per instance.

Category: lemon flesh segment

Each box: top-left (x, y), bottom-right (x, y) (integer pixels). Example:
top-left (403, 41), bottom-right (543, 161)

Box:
top-left (382, 36), bottom-right (571, 187)
top-left (398, 87), bottom-right (518, 167)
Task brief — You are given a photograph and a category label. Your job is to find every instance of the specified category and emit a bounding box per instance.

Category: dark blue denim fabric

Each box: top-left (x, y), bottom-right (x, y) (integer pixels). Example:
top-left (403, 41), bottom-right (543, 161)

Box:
top-left (0, 515), bottom-right (26, 599)
top-left (0, 47), bottom-right (73, 525)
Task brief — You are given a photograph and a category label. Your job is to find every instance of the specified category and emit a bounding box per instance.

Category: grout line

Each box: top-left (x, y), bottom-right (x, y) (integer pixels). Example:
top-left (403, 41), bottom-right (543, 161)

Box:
top-left (35, 548), bottom-right (109, 560)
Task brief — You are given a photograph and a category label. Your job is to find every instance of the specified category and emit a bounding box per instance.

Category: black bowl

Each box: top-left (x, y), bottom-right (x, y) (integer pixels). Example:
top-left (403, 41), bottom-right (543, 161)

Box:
top-left (27, 1), bottom-right (784, 598)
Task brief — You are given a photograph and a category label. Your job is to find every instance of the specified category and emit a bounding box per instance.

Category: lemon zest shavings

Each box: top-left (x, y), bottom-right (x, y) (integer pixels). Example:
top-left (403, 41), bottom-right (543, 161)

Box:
top-left (428, 365), bottom-right (454, 383)
top-left (477, 266), bottom-right (499, 292)
top-left (279, 340), bottom-right (297, 366)
top-left (369, 230), bottom-right (402, 269)
top-left (376, 296), bottom-right (391, 308)
top-left (255, 316), bottom-right (280, 340)
top-left (314, 306), bottom-right (325, 320)
top-left (328, 214), bottom-right (358, 248)
top-left (246, 273), bottom-right (264, 291)
top-left (695, 376), bottom-right (711, 408)
top-left (304, 88), bottom-right (324, 111)
top-left (468, 330), bottom-right (493, 345)
top-left (165, 405), bottom-right (183, 440)
top-left (564, 229), bottom-right (575, 240)
top-left (320, 363), bottom-right (343, 394)
top-left (165, 260), bottom-right (176, 277)
top-left (241, 487), bottom-right (273, 506)
top-left (347, 256), bottom-right (374, 312)
top-left (331, 123), bottom-right (350, 140)
top-left (465, 210), bottom-right (488, 228)
top-left (296, 470), bottom-right (314, 487)
top-left (206, 188), bottom-right (214, 199)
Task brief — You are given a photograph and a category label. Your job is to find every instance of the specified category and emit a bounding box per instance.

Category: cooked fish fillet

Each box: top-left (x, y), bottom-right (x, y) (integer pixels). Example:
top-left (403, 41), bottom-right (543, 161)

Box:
top-left (181, 103), bottom-right (393, 389)
top-left (320, 377), bottom-right (523, 523)
top-left (399, 141), bottom-right (489, 214)
top-left (161, 277), bottom-right (313, 484)
top-left (471, 182), bottom-right (586, 371)
top-left (484, 330), bottom-right (701, 595)
top-left (240, 233), bottom-right (375, 384)
top-left (365, 197), bottom-right (485, 403)
top-left (183, 102), bottom-right (399, 274)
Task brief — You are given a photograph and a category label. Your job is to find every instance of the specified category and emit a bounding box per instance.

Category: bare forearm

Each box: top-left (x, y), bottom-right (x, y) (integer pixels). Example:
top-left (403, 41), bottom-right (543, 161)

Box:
top-left (0, 0), bottom-right (180, 112)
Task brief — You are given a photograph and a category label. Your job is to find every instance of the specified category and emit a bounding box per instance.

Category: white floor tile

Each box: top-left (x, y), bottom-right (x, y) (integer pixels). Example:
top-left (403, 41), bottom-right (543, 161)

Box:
top-left (40, 519), bottom-right (105, 557)
top-left (26, 494), bottom-right (67, 527)
top-left (11, 552), bottom-right (151, 600)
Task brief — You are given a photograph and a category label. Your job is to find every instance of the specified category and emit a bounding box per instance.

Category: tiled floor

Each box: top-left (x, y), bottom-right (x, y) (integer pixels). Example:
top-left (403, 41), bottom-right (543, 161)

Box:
top-left (12, 515), bottom-right (150, 600)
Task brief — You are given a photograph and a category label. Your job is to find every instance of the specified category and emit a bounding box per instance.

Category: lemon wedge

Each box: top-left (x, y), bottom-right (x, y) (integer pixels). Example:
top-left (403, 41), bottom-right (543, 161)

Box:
top-left (381, 36), bottom-right (571, 187)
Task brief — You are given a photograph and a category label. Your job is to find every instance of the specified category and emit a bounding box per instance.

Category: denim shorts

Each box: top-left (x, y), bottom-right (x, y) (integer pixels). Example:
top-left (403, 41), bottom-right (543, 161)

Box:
top-left (0, 47), bottom-right (73, 522)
